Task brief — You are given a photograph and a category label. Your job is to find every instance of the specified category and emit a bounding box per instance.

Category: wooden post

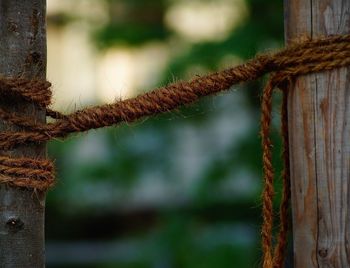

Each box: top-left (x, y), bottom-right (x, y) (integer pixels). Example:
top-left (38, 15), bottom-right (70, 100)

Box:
top-left (0, 1), bottom-right (47, 267)
top-left (284, 0), bottom-right (350, 266)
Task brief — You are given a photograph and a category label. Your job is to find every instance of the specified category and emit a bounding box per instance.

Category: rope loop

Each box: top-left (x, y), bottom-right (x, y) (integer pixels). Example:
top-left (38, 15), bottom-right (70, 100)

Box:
top-left (0, 156), bottom-right (55, 191)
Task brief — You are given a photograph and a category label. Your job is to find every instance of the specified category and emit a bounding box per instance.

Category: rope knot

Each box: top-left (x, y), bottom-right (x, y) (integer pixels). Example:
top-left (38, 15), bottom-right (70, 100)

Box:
top-left (0, 77), bottom-right (54, 191)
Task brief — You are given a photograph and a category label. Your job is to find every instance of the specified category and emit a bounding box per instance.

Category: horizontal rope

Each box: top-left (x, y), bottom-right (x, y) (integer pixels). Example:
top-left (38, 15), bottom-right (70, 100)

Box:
top-left (0, 33), bottom-right (350, 268)
top-left (0, 156), bottom-right (55, 190)
top-left (0, 78), bottom-right (52, 107)
top-left (0, 34), bottom-right (350, 150)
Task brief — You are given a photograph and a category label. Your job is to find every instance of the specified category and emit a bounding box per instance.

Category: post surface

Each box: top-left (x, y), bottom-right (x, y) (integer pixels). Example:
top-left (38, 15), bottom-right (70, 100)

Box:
top-left (0, 0), bottom-right (47, 267)
top-left (284, 0), bottom-right (350, 267)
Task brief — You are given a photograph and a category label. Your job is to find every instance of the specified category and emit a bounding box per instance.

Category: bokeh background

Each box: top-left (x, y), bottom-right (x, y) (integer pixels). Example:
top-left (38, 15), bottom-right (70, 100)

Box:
top-left (45, 0), bottom-right (285, 267)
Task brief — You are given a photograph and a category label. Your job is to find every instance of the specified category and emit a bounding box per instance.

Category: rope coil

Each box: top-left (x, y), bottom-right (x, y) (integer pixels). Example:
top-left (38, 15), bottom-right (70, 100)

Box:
top-left (1, 34), bottom-right (350, 268)
top-left (0, 156), bottom-right (54, 190)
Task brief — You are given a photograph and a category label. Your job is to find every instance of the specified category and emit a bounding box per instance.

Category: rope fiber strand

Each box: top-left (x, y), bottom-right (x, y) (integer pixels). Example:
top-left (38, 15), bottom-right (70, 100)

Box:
top-left (1, 34), bottom-right (350, 268)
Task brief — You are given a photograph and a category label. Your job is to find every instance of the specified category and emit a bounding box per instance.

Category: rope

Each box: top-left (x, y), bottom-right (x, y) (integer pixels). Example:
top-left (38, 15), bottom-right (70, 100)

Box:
top-left (1, 33), bottom-right (350, 268)
top-left (0, 156), bottom-right (54, 190)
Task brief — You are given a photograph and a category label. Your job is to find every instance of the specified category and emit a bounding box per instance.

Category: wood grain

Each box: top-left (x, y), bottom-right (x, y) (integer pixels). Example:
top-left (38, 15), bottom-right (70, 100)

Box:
top-left (284, 0), bottom-right (350, 266)
top-left (0, 0), bottom-right (47, 267)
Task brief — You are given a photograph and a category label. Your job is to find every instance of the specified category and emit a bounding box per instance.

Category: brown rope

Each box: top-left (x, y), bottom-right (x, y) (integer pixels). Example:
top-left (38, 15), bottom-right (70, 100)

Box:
top-left (260, 75), bottom-right (276, 268)
top-left (0, 156), bottom-right (55, 191)
top-left (260, 74), bottom-right (292, 268)
top-left (0, 77), bottom-right (52, 107)
top-left (0, 33), bottom-right (350, 268)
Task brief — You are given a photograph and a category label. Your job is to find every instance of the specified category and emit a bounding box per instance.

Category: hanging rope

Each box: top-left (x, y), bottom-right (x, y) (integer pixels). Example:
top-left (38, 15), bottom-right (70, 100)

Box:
top-left (0, 34), bottom-right (350, 268)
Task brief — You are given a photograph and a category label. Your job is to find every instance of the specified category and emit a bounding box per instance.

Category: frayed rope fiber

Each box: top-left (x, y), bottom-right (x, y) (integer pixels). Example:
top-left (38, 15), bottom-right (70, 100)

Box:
top-left (1, 34), bottom-right (350, 268)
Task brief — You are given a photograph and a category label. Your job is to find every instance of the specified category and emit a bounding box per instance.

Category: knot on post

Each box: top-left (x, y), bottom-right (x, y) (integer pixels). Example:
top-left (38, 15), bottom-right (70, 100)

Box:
top-left (0, 78), bottom-right (54, 191)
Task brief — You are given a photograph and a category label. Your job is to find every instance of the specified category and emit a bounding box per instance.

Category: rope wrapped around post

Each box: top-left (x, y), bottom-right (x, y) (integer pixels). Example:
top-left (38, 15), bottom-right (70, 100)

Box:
top-left (0, 34), bottom-right (350, 268)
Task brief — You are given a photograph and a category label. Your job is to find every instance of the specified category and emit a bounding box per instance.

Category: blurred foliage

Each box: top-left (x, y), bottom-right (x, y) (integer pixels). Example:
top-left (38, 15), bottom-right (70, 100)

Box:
top-left (94, 0), bottom-right (169, 48)
top-left (164, 1), bottom-right (284, 78)
top-left (47, 0), bottom-right (285, 267)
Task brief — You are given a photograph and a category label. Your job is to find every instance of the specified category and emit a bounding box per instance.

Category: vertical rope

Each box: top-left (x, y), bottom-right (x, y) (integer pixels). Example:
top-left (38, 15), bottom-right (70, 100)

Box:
top-left (261, 76), bottom-right (276, 268)
top-left (261, 75), bottom-right (292, 268)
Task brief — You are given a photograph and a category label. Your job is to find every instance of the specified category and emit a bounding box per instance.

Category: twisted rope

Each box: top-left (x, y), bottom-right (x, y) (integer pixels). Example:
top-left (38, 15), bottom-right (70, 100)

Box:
top-left (1, 34), bottom-right (350, 268)
top-left (0, 156), bottom-right (54, 190)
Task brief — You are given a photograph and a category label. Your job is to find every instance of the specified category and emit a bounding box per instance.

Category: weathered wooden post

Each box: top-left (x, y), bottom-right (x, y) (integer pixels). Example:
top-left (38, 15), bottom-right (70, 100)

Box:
top-left (0, 1), bottom-right (47, 267)
top-left (285, 0), bottom-right (350, 266)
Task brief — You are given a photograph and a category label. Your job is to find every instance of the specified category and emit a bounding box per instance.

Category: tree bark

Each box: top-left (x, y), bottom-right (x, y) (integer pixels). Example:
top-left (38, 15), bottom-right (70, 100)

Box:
top-left (0, 1), bottom-right (47, 267)
top-left (284, 0), bottom-right (350, 267)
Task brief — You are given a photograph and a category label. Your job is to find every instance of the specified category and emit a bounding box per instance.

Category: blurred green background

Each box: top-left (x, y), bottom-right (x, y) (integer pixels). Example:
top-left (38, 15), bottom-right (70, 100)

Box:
top-left (45, 0), bottom-right (286, 267)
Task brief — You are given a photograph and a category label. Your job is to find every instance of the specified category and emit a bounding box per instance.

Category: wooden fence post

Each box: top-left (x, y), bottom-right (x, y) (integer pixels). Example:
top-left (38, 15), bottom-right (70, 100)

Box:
top-left (284, 0), bottom-right (350, 266)
top-left (0, 1), bottom-right (47, 267)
